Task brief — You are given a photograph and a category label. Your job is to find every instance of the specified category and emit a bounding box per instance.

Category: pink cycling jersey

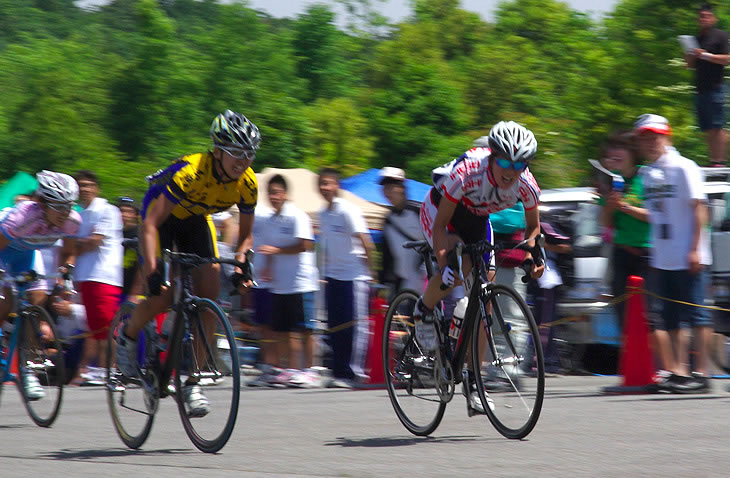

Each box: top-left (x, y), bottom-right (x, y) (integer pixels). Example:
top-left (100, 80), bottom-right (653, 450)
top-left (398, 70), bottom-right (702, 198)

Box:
top-left (0, 201), bottom-right (81, 251)
top-left (431, 147), bottom-right (540, 216)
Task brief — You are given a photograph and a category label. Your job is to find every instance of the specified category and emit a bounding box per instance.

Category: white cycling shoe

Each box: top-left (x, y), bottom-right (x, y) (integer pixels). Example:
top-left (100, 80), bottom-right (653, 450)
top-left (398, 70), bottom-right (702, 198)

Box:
top-left (183, 384), bottom-right (211, 418)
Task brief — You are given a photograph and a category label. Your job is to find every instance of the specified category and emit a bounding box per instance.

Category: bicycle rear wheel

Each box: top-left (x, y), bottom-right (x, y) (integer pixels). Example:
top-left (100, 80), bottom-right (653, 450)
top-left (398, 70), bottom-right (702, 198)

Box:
top-left (106, 302), bottom-right (156, 449)
top-left (471, 284), bottom-right (544, 439)
top-left (174, 298), bottom-right (240, 453)
top-left (383, 289), bottom-right (446, 436)
top-left (17, 305), bottom-right (65, 427)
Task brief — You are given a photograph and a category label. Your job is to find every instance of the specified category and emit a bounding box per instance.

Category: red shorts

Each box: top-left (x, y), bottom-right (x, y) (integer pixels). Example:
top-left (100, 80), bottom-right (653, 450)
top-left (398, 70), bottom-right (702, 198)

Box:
top-left (79, 281), bottom-right (122, 340)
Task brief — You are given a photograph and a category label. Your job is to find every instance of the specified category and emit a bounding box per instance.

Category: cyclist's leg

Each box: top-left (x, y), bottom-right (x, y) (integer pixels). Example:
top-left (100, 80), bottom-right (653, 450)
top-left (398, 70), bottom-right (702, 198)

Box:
top-left (124, 214), bottom-right (176, 340)
top-left (187, 215), bottom-right (222, 385)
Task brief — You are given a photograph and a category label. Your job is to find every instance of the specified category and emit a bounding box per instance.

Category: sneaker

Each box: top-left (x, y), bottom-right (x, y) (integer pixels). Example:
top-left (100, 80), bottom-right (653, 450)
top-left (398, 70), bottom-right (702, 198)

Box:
top-left (80, 366), bottom-right (106, 386)
top-left (270, 369), bottom-right (297, 388)
top-left (690, 372), bottom-right (711, 393)
top-left (289, 368), bottom-right (324, 388)
top-left (247, 366), bottom-right (282, 387)
top-left (22, 369), bottom-right (45, 401)
top-left (461, 372), bottom-right (494, 417)
top-left (327, 377), bottom-right (354, 389)
top-left (116, 327), bottom-right (139, 378)
top-left (183, 384), bottom-right (210, 418)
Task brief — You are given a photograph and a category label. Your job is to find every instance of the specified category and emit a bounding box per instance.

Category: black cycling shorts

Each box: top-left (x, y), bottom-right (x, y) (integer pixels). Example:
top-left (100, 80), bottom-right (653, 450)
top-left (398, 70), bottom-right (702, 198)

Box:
top-left (157, 213), bottom-right (218, 259)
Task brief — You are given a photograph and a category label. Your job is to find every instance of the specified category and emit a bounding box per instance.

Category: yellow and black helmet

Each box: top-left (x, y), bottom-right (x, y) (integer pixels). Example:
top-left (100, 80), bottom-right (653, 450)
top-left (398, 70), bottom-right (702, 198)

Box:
top-left (210, 110), bottom-right (262, 150)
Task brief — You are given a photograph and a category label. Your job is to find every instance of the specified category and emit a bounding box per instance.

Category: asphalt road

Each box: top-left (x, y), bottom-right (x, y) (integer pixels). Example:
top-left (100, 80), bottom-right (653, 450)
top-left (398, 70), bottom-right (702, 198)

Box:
top-left (0, 375), bottom-right (728, 477)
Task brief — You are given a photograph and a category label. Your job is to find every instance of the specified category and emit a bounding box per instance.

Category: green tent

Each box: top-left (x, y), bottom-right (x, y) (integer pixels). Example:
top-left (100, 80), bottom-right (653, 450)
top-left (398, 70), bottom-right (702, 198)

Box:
top-left (0, 172), bottom-right (38, 209)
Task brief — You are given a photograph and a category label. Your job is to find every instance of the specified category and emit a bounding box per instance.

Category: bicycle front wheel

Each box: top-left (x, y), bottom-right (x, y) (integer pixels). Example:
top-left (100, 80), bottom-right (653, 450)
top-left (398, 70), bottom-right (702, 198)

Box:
top-left (471, 284), bottom-right (544, 439)
top-left (106, 302), bottom-right (155, 449)
top-left (174, 298), bottom-right (240, 453)
top-left (17, 305), bottom-right (65, 427)
top-left (383, 289), bottom-right (446, 436)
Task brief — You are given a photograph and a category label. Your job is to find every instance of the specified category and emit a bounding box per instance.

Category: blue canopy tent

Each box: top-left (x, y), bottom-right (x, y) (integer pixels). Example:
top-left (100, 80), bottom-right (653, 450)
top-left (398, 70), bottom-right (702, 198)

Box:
top-left (339, 169), bottom-right (431, 206)
top-left (340, 169), bottom-right (526, 240)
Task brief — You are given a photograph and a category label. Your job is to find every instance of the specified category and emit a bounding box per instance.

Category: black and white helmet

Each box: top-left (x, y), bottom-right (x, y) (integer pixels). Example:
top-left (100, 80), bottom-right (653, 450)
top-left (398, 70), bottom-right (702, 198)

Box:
top-left (487, 121), bottom-right (538, 164)
top-left (36, 170), bottom-right (79, 203)
top-left (210, 110), bottom-right (262, 150)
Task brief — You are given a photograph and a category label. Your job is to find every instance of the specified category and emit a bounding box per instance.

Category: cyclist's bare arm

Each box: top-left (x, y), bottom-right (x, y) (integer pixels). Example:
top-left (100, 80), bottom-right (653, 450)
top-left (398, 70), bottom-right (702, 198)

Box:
top-left (58, 237), bottom-right (76, 268)
top-left (234, 212), bottom-right (254, 291)
top-left (523, 207), bottom-right (545, 279)
top-left (141, 195), bottom-right (176, 278)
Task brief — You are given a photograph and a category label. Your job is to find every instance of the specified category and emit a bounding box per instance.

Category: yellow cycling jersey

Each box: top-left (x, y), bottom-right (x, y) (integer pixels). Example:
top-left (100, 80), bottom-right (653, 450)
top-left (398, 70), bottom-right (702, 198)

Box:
top-left (144, 152), bottom-right (257, 220)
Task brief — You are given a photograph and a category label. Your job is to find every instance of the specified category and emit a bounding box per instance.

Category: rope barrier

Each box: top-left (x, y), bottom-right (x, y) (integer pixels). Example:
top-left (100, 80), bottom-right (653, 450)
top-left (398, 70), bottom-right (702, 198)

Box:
top-left (52, 284), bottom-right (730, 347)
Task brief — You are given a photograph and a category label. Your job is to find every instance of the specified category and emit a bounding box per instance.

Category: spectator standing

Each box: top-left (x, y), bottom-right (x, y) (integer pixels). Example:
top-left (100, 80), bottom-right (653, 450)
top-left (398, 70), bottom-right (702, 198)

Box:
top-left (685, 3), bottom-right (730, 167)
top-left (598, 132), bottom-right (652, 325)
top-left (318, 168), bottom-right (375, 387)
top-left (116, 197), bottom-right (143, 303)
top-left (597, 131), bottom-right (674, 377)
top-left (74, 171), bottom-right (124, 385)
top-left (635, 114), bottom-right (713, 393)
top-left (378, 167), bottom-right (426, 296)
top-left (258, 175), bottom-right (321, 387)
top-left (246, 205), bottom-right (278, 386)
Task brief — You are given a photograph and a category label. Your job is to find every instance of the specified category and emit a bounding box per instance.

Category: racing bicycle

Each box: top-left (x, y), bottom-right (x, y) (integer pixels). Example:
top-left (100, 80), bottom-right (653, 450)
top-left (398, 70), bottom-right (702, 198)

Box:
top-left (106, 248), bottom-right (252, 453)
top-left (0, 268), bottom-right (73, 427)
top-left (383, 236), bottom-right (546, 439)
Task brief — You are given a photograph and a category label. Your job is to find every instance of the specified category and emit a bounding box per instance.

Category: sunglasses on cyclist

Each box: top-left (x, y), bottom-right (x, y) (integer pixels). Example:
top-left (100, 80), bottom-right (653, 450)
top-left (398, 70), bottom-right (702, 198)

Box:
top-left (45, 201), bottom-right (74, 212)
top-left (219, 145), bottom-right (256, 162)
top-left (494, 157), bottom-right (528, 171)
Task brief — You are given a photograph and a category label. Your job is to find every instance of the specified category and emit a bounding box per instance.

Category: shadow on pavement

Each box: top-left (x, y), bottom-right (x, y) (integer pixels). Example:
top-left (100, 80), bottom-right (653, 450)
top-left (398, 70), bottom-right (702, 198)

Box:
top-left (0, 423), bottom-right (33, 430)
top-left (324, 434), bottom-right (501, 448)
top-left (40, 448), bottom-right (199, 460)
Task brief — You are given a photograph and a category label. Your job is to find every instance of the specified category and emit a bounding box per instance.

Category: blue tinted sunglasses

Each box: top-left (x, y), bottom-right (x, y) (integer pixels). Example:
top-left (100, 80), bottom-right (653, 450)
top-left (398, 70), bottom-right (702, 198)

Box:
top-left (495, 157), bottom-right (528, 171)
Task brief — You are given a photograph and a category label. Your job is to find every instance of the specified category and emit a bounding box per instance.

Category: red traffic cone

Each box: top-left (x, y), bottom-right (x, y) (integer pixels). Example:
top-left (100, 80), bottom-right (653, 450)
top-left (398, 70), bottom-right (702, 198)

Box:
top-left (602, 275), bottom-right (655, 394)
top-left (365, 296), bottom-right (388, 387)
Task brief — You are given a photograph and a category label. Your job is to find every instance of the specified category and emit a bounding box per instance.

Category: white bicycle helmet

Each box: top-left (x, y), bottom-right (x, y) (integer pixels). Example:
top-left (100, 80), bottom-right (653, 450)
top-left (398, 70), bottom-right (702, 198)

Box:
top-left (210, 110), bottom-right (262, 151)
top-left (487, 121), bottom-right (538, 163)
top-left (36, 170), bottom-right (79, 203)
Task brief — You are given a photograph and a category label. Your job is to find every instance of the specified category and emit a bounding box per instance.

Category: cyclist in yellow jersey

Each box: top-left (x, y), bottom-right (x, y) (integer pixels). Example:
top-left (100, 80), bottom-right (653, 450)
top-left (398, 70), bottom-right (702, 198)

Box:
top-left (116, 110), bottom-right (261, 417)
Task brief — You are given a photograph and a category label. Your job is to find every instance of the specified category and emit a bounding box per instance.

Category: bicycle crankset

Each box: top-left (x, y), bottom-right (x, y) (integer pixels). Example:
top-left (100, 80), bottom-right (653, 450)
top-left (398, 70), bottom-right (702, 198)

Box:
top-left (433, 352), bottom-right (455, 403)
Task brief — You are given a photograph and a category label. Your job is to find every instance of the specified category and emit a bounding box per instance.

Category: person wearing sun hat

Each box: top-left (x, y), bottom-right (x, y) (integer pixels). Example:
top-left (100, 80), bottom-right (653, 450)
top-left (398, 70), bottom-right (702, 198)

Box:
top-left (635, 113), bottom-right (713, 393)
top-left (378, 167), bottom-right (425, 296)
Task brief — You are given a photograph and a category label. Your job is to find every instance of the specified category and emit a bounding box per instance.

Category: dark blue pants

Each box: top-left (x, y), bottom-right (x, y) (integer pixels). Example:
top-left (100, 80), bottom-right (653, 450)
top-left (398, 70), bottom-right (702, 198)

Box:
top-left (325, 278), bottom-right (356, 379)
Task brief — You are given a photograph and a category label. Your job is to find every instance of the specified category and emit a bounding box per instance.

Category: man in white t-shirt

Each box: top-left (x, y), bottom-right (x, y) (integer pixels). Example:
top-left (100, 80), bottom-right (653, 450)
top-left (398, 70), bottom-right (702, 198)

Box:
top-left (73, 171), bottom-right (124, 384)
top-left (256, 175), bottom-right (321, 387)
top-left (635, 114), bottom-right (713, 393)
top-left (318, 168), bottom-right (375, 387)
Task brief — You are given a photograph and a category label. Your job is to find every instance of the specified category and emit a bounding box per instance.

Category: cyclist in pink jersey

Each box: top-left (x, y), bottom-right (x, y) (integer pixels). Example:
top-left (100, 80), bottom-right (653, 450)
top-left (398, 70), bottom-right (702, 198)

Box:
top-left (0, 171), bottom-right (80, 315)
top-left (0, 171), bottom-right (79, 399)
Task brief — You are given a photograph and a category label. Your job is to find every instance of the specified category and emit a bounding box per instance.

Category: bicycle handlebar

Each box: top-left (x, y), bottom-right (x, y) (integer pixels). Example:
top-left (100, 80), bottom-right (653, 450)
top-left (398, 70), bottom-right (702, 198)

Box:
top-left (160, 248), bottom-right (257, 290)
top-left (438, 234), bottom-right (547, 290)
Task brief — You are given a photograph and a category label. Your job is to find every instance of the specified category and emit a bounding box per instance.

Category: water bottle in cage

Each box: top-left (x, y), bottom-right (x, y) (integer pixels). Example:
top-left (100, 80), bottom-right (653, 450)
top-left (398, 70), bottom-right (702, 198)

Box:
top-left (449, 296), bottom-right (468, 340)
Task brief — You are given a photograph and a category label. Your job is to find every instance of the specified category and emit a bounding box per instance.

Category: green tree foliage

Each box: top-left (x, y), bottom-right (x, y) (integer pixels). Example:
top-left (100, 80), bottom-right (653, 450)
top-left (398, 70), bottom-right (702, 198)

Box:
top-left (0, 0), bottom-right (724, 199)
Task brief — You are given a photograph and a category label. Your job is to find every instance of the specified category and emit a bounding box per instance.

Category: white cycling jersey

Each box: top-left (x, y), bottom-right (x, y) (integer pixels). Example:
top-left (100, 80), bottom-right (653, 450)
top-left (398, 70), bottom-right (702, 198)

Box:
top-left (431, 147), bottom-right (540, 215)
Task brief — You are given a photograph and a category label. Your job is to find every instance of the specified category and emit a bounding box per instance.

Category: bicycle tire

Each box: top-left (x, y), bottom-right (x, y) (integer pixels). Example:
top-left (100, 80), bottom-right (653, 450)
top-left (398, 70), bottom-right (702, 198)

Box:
top-left (383, 289), bottom-right (446, 436)
top-left (471, 284), bottom-right (544, 439)
top-left (106, 302), bottom-right (156, 449)
top-left (17, 305), bottom-right (65, 427)
top-left (174, 298), bottom-right (240, 453)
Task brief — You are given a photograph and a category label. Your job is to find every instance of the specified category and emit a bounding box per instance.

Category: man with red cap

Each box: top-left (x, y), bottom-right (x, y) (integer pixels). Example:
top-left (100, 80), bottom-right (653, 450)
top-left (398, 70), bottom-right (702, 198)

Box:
top-left (635, 114), bottom-right (713, 393)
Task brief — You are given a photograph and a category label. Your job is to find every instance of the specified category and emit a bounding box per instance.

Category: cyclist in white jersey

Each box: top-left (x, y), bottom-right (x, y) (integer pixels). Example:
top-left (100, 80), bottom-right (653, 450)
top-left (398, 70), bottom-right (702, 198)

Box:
top-left (415, 121), bottom-right (545, 414)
